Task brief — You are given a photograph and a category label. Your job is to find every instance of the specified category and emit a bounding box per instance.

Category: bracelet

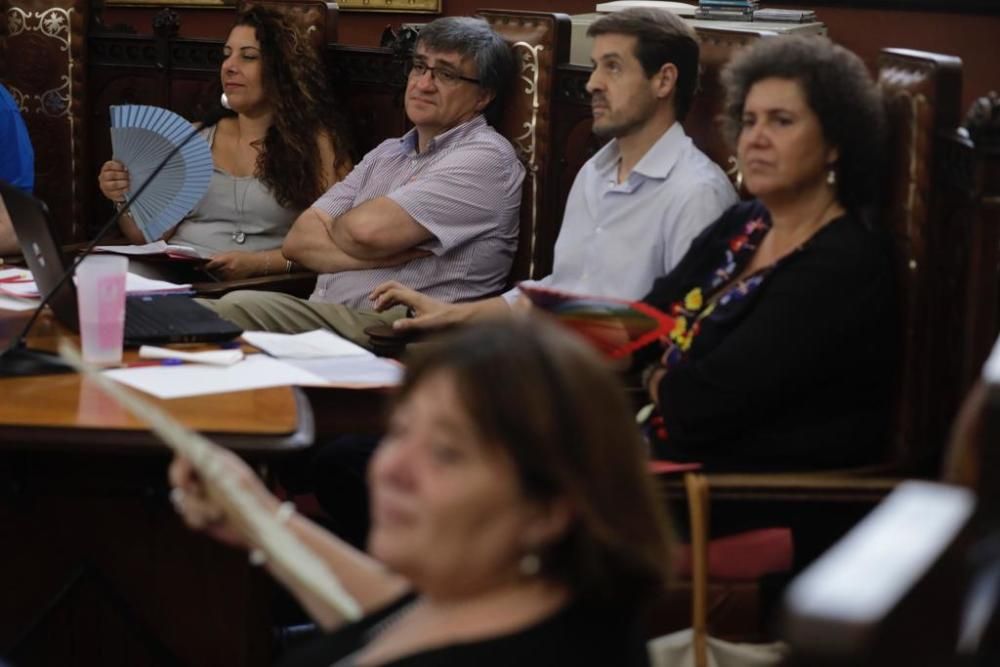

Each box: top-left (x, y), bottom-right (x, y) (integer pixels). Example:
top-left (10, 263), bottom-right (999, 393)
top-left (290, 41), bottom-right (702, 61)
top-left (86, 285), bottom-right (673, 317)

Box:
top-left (263, 253), bottom-right (272, 276)
top-left (248, 501), bottom-right (296, 566)
top-left (114, 200), bottom-right (131, 217)
top-left (285, 259), bottom-right (293, 274)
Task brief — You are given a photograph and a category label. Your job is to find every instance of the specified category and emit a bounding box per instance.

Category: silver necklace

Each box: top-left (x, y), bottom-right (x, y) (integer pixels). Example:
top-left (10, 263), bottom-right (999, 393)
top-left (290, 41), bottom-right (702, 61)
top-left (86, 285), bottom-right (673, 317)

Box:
top-left (232, 178), bottom-right (249, 244)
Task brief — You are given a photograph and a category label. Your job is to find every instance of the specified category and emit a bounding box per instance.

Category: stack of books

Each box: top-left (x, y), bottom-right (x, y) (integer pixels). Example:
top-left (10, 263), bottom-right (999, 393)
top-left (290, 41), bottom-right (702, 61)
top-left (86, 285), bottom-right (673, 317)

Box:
top-left (695, 0), bottom-right (758, 21)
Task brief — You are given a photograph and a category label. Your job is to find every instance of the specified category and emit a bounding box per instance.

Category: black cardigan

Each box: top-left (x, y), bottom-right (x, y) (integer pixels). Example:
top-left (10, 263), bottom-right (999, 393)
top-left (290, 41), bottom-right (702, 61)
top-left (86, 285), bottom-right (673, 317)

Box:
top-left (638, 200), bottom-right (897, 472)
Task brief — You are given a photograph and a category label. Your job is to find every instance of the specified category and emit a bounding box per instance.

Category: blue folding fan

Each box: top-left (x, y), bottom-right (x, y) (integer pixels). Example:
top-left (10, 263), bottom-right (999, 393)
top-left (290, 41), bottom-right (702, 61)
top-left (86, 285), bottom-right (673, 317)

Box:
top-left (109, 105), bottom-right (213, 242)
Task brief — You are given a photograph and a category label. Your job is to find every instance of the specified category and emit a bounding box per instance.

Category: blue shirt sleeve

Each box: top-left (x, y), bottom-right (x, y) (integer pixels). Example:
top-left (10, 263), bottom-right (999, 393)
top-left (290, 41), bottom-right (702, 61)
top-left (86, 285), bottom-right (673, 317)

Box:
top-left (0, 84), bottom-right (35, 194)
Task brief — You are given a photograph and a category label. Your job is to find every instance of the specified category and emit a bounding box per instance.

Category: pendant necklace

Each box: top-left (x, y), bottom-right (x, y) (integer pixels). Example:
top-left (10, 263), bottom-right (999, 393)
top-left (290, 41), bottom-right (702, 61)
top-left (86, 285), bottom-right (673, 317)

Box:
top-left (232, 177), bottom-right (249, 244)
top-left (231, 123), bottom-right (250, 244)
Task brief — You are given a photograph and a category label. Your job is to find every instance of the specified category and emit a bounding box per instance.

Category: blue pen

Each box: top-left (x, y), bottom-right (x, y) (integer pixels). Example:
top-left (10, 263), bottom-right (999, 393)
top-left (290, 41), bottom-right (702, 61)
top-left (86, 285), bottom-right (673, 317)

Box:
top-left (124, 358), bottom-right (184, 368)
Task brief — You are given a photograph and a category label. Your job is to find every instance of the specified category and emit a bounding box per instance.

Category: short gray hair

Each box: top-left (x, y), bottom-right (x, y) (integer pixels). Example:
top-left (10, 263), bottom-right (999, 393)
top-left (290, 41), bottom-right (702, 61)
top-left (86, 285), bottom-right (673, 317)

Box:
top-left (417, 17), bottom-right (515, 112)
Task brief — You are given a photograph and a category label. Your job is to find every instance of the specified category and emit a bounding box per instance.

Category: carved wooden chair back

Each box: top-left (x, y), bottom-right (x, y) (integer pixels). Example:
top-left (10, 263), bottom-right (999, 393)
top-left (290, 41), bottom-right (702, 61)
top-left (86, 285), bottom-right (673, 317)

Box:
top-left (477, 10), bottom-right (571, 283)
top-left (877, 48), bottom-right (967, 474)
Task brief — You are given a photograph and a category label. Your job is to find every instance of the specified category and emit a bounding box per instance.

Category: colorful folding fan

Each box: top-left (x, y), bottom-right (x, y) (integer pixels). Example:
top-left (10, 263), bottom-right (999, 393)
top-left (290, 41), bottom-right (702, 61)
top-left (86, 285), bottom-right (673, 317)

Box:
top-left (519, 283), bottom-right (676, 358)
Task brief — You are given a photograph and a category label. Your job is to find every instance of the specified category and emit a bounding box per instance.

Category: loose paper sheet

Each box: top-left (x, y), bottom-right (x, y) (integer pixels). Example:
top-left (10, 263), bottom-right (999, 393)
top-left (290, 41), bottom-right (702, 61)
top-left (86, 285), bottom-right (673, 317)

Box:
top-left (242, 329), bottom-right (373, 359)
top-left (0, 269), bottom-right (39, 311)
top-left (104, 354), bottom-right (330, 399)
top-left (286, 356), bottom-right (403, 388)
top-left (0, 294), bottom-right (38, 311)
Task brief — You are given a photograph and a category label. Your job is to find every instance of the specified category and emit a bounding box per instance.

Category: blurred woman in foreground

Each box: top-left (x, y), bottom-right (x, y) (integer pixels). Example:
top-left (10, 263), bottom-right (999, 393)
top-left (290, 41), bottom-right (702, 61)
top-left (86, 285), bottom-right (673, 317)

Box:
top-left (170, 319), bottom-right (672, 666)
top-left (98, 5), bottom-right (351, 279)
top-left (637, 35), bottom-right (895, 471)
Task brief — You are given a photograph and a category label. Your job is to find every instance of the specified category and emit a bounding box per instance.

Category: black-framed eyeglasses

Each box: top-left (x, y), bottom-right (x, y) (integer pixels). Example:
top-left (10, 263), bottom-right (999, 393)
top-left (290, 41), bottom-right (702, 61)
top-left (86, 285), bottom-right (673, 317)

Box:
top-left (409, 60), bottom-right (481, 87)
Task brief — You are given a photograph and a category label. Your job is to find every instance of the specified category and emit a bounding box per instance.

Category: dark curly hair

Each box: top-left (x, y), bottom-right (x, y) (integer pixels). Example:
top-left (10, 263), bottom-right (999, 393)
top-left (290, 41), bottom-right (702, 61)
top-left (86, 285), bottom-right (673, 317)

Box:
top-left (232, 5), bottom-right (351, 210)
top-left (721, 35), bottom-right (886, 215)
top-left (396, 319), bottom-right (673, 606)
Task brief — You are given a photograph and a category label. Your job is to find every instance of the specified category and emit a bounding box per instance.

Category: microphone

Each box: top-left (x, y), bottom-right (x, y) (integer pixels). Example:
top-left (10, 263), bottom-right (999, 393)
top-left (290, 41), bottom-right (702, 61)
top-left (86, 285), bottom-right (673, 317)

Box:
top-left (0, 106), bottom-right (230, 377)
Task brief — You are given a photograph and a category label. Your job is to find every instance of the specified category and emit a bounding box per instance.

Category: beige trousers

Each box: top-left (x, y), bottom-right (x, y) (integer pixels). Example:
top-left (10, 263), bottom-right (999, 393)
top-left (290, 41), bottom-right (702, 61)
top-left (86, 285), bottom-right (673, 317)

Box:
top-left (197, 291), bottom-right (408, 349)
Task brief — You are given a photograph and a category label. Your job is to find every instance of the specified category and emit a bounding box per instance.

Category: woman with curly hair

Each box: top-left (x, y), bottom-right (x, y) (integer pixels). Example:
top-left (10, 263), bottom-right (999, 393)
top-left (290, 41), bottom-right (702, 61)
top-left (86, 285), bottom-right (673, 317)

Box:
top-left (636, 35), bottom-right (897, 472)
top-left (98, 5), bottom-right (351, 279)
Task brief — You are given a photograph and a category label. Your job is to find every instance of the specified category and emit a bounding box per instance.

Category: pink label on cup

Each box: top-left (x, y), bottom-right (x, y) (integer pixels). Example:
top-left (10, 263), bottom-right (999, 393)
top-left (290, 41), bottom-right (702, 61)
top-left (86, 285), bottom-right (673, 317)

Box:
top-left (95, 274), bottom-right (125, 347)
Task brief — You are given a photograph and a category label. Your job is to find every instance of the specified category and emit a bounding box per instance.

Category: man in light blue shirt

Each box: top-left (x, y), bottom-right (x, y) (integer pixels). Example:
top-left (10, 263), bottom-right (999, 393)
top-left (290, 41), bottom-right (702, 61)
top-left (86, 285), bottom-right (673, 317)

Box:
top-left (372, 7), bottom-right (737, 328)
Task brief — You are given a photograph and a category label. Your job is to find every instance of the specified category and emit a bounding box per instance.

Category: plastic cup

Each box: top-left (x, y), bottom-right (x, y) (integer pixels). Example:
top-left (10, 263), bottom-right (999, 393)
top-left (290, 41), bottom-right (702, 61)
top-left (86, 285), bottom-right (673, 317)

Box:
top-left (76, 255), bottom-right (128, 365)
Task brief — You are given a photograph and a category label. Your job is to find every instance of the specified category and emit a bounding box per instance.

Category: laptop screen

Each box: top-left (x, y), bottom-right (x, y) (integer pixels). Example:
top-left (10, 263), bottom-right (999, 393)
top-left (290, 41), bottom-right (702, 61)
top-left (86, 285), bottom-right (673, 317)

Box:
top-left (0, 180), bottom-right (81, 332)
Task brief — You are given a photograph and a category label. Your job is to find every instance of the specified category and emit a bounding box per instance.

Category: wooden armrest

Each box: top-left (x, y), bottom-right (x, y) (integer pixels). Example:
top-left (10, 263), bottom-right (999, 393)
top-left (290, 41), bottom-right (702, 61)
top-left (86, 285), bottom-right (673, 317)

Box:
top-left (661, 466), bottom-right (904, 504)
top-left (191, 272), bottom-right (318, 299)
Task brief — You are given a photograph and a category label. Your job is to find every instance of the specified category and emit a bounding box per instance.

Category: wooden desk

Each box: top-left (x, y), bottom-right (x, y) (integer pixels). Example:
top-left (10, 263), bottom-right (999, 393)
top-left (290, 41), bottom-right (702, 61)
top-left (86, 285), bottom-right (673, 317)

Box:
top-left (0, 311), bottom-right (317, 666)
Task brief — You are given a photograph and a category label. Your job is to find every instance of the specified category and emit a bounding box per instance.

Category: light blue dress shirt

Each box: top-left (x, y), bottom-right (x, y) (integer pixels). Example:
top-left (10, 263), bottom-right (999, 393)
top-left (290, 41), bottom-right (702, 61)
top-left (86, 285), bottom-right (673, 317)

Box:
top-left (510, 122), bottom-right (737, 301)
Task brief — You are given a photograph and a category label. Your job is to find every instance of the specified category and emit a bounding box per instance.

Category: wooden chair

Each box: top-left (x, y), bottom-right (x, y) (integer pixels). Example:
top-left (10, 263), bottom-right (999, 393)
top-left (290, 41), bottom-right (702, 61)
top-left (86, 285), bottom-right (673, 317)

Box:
top-left (353, 10), bottom-right (572, 353)
top-left (478, 9), bottom-right (571, 283)
top-left (652, 47), bottom-right (982, 645)
top-left (779, 359), bottom-right (1000, 666)
top-left (345, 9), bottom-right (573, 284)
top-left (661, 47), bottom-right (974, 500)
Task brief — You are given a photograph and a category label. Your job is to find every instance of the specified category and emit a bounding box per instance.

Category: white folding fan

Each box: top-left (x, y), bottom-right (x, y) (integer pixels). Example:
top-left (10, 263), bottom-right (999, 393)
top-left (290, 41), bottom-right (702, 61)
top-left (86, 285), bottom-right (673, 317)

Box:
top-left (109, 105), bottom-right (214, 243)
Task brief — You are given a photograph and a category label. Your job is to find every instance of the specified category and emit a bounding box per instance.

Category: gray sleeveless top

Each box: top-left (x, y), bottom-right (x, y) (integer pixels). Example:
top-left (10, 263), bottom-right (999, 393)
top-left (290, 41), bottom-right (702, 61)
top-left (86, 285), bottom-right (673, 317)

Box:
top-left (169, 125), bottom-right (299, 255)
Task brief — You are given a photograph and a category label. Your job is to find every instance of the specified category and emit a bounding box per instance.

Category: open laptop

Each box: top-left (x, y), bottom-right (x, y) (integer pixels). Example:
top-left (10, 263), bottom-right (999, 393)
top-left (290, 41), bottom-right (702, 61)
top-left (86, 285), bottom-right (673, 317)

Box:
top-left (1, 181), bottom-right (243, 345)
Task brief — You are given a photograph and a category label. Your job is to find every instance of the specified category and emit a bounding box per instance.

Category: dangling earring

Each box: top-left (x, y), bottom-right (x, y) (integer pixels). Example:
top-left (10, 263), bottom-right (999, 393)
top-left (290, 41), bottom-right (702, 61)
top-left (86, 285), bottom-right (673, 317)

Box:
top-left (220, 92), bottom-right (231, 110)
top-left (827, 169), bottom-right (836, 186)
top-left (729, 156), bottom-right (743, 192)
top-left (518, 551), bottom-right (541, 577)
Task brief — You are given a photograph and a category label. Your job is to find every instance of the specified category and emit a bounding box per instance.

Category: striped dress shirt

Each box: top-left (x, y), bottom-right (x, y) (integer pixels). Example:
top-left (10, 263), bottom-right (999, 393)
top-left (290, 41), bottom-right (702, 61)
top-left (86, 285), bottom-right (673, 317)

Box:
top-left (311, 115), bottom-right (524, 310)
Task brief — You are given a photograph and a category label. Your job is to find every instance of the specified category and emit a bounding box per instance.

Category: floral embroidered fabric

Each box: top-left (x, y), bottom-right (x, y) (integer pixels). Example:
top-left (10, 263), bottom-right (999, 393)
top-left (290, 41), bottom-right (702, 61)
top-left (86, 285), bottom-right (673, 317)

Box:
top-left (642, 215), bottom-right (772, 446)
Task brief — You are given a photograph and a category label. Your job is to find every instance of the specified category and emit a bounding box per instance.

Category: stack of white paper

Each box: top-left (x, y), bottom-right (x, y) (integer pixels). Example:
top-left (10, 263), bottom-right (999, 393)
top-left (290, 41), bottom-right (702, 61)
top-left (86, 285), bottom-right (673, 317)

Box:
top-left (102, 329), bottom-right (404, 399)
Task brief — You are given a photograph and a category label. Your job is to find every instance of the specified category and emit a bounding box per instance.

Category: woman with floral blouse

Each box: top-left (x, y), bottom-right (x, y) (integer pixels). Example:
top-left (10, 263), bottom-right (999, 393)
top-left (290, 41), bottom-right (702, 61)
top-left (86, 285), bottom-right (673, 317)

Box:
top-left (637, 36), bottom-right (895, 472)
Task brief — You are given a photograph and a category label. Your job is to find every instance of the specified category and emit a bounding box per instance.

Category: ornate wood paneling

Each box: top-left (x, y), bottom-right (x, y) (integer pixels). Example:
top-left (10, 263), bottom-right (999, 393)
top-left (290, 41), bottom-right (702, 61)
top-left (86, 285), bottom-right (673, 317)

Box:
top-left (326, 43), bottom-right (408, 158)
top-left (3, 0), bottom-right (88, 245)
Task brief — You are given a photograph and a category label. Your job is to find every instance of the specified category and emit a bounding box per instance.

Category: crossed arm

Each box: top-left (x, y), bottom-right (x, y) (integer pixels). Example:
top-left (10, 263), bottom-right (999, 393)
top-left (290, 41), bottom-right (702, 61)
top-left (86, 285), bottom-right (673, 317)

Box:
top-left (282, 196), bottom-right (433, 274)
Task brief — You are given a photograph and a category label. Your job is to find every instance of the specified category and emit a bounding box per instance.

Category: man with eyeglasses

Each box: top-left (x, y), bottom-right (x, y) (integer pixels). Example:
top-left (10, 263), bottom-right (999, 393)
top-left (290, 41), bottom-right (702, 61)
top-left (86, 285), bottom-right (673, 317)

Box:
top-left (202, 17), bottom-right (523, 345)
top-left (371, 8), bottom-right (737, 332)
